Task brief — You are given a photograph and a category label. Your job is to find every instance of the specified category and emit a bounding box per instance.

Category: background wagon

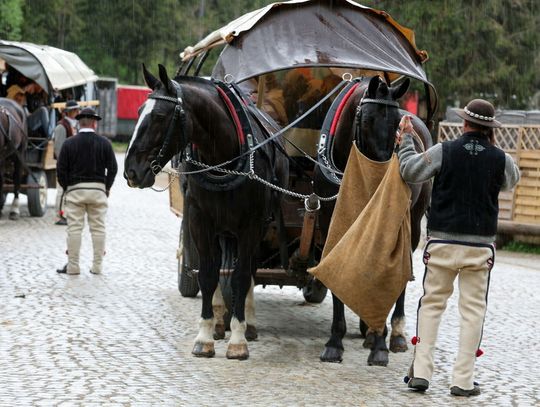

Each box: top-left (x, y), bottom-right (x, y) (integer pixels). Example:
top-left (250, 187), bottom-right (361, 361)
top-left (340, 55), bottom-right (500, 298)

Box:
top-left (0, 40), bottom-right (98, 216)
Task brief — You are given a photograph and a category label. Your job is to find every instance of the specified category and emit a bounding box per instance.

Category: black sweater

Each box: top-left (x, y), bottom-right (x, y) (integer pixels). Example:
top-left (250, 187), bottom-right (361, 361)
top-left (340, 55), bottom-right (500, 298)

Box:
top-left (57, 130), bottom-right (118, 191)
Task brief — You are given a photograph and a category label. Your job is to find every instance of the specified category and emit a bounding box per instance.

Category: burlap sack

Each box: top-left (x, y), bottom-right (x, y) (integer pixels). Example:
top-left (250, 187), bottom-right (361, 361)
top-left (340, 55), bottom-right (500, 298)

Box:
top-left (309, 144), bottom-right (412, 332)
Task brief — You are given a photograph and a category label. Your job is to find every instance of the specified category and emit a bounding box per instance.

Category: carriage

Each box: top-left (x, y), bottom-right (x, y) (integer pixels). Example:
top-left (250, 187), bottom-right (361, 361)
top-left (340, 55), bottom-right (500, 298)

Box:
top-left (0, 40), bottom-right (98, 216)
top-left (168, 0), bottom-right (439, 305)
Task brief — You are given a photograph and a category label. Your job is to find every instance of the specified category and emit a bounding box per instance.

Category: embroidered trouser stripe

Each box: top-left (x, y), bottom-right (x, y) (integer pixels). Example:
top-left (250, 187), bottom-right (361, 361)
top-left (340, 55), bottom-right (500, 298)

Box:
top-left (412, 241), bottom-right (493, 390)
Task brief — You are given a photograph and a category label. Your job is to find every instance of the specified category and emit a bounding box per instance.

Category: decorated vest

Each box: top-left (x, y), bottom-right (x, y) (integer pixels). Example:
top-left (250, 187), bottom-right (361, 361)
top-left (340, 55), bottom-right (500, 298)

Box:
top-left (428, 132), bottom-right (506, 236)
top-left (59, 117), bottom-right (76, 138)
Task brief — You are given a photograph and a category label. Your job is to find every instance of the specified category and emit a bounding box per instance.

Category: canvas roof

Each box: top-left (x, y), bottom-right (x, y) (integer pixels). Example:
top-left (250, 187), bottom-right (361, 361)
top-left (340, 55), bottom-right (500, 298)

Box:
top-left (181, 0), bottom-right (428, 80)
top-left (0, 40), bottom-right (98, 94)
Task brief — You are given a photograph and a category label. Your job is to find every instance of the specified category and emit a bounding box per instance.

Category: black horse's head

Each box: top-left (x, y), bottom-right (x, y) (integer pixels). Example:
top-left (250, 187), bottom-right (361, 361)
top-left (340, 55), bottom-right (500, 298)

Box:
top-left (355, 76), bottom-right (409, 161)
top-left (124, 64), bottom-right (186, 188)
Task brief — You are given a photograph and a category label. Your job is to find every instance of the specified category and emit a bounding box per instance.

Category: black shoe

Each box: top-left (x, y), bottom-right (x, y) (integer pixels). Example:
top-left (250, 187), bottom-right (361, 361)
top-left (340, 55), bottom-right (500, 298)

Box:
top-left (55, 217), bottom-right (67, 225)
top-left (450, 384), bottom-right (480, 397)
top-left (408, 377), bottom-right (429, 392)
top-left (56, 264), bottom-right (67, 273)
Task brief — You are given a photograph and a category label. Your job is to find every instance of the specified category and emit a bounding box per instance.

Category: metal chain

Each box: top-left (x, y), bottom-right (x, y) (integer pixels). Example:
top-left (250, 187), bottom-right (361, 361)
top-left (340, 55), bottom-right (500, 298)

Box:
top-left (178, 155), bottom-right (339, 201)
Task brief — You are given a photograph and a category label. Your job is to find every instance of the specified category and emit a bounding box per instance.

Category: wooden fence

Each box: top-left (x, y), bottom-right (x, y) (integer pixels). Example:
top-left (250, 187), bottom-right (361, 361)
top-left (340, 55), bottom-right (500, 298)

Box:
top-left (437, 122), bottom-right (540, 233)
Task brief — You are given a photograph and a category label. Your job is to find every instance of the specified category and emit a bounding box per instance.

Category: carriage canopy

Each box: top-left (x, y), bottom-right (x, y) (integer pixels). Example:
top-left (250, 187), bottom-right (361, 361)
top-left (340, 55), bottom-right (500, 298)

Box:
top-left (182, 0), bottom-right (427, 81)
top-left (181, 0), bottom-right (437, 118)
top-left (0, 40), bottom-right (98, 95)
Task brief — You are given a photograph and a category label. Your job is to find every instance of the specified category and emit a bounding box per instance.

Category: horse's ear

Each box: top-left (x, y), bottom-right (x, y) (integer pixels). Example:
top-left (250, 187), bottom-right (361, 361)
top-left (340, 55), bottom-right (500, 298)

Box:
top-left (391, 78), bottom-right (410, 100)
top-left (367, 76), bottom-right (381, 98)
top-left (158, 64), bottom-right (175, 94)
top-left (142, 64), bottom-right (159, 90)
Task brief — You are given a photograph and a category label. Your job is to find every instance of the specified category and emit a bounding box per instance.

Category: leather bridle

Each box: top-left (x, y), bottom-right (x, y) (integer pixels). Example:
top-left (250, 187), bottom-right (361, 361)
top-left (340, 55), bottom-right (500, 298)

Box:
top-left (147, 81), bottom-right (186, 174)
top-left (355, 89), bottom-right (400, 153)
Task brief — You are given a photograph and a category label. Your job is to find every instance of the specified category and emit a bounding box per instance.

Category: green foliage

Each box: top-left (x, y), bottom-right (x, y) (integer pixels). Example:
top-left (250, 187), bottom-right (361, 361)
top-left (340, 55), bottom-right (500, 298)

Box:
top-left (366, 0), bottom-right (540, 113)
top-left (13, 0), bottom-right (540, 114)
top-left (0, 0), bottom-right (24, 40)
top-left (502, 240), bottom-right (540, 254)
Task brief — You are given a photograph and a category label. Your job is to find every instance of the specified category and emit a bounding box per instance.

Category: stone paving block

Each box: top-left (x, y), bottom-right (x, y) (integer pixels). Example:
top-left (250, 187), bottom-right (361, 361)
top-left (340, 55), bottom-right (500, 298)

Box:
top-left (0, 154), bottom-right (539, 405)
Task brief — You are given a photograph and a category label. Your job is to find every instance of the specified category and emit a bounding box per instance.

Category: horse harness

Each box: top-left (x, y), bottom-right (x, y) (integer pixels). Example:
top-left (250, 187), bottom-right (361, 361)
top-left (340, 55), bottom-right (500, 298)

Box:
top-left (150, 77), bottom-right (283, 192)
top-left (0, 106), bottom-right (21, 160)
top-left (317, 78), bottom-right (401, 187)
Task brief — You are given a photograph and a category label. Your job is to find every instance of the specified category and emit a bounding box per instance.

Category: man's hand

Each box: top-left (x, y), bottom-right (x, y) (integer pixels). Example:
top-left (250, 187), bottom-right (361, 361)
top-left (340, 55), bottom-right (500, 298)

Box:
top-left (396, 115), bottom-right (413, 145)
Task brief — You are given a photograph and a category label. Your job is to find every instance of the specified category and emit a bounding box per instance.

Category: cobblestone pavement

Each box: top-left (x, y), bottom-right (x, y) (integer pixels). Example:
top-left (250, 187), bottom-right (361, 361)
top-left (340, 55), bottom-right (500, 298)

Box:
top-left (1, 155), bottom-right (539, 406)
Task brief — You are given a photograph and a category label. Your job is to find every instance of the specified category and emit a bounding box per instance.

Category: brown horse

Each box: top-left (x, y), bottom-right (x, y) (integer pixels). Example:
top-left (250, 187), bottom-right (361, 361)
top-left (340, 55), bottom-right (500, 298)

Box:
top-left (124, 65), bottom-right (288, 360)
top-left (314, 76), bottom-right (433, 366)
top-left (0, 98), bottom-right (27, 220)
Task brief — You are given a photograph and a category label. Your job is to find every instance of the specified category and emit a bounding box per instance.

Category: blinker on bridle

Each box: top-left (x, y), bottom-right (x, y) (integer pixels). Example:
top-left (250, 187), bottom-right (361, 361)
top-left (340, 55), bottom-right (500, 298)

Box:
top-left (355, 87), bottom-right (400, 152)
top-left (147, 82), bottom-right (186, 175)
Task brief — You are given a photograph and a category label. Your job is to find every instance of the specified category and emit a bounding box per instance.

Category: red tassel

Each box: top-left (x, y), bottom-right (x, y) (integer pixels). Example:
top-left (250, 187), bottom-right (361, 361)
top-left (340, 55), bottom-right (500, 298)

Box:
top-left (476, 349), bottom-right (484, 357)
top-left (411, 336), bottom-right (419, 345)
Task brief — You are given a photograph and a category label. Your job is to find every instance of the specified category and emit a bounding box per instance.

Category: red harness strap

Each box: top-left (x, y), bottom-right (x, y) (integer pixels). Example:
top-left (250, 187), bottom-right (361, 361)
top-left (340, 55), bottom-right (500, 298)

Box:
top-left (216, 86), bottom-right (246, 145)
top-left (329, 82), bottom-right (360, 137)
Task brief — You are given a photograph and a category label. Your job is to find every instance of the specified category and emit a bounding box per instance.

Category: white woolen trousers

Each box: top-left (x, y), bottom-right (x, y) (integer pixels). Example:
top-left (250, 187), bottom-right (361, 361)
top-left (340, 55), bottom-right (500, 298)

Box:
top-left (411, 240), bottom-right (493, 390)
top-left (65, 182), bottom-right (108, 274)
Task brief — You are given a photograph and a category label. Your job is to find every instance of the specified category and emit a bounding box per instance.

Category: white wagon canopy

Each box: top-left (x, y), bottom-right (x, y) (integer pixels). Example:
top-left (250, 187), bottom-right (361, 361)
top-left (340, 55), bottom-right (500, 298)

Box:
top-left (0, 40), bottom-right (98, 95)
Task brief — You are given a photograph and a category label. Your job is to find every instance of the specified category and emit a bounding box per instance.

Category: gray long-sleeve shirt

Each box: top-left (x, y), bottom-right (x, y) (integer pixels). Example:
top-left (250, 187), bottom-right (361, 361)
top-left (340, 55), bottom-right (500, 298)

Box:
top-left (397, 134), bottom-right (520, 243)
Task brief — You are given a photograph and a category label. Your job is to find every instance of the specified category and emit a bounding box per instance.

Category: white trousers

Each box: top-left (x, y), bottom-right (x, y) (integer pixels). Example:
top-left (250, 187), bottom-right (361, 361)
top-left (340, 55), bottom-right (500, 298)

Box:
top-left (411, 240), bottom-right (494, 390)
top-left (65, 182), bottom-right (108, 274)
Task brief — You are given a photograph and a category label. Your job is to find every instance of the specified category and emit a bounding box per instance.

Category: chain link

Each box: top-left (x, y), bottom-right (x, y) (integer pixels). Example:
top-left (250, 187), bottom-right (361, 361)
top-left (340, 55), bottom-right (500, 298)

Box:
top-left (163, 156), bottom-right (340, 201)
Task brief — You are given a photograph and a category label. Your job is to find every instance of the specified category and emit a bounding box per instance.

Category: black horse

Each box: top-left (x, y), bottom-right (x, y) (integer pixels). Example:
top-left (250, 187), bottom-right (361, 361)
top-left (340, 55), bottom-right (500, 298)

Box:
top-left (314, 76), bottom-right (432, 366)
top-left (124, 65), bottom-right (288, 360)
top-left (0, 98), bottom-right (27, 220)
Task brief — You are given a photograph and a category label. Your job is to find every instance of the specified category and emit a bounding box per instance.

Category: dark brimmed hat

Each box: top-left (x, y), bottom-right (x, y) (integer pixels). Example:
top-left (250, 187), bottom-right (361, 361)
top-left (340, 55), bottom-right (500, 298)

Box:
top-left (456, 99), bottom-right (501, 128)
top-left (75, 107), bottom-right (102, 121)
top-left (64, 100), bottom-right (80, 111)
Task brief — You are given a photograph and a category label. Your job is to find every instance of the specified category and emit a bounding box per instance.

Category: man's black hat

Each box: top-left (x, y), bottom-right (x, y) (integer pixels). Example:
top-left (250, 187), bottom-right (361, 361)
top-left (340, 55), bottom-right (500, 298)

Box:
top-left (75, 107), bottom-right (102, 121)
top-left (64, 100), bottom-right (80, 111)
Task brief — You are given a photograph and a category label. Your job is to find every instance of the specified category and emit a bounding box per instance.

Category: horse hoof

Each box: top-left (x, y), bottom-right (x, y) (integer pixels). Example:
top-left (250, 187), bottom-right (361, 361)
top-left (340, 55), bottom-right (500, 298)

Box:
top-left (363, 332), bottom-right (375, 349)
top-left (214, 323), bottom-right (226, 340)
top-left (320, 346), bottom-right (343, 363)
top-left (192, 342), bottom-right (215, 358)
top-left (390, 335), bottom-right (408, 353)
top-left (367, 349), bottom-right (389, 367)
top-left (226, 343), bottom-right (249, 360)
top-left (9, 212), bottom-right (19, 220)
top-left (245, 324), bottom-right (258, 341)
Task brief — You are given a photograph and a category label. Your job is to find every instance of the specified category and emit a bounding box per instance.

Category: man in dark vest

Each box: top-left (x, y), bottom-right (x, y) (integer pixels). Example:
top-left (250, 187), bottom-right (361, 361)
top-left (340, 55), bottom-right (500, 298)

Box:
top-left (396, 99), bottom-right (520, 397)
top-left (56, 107), bottom-right (118, 275)
top-left (54, 100), bottom-right (80, 225)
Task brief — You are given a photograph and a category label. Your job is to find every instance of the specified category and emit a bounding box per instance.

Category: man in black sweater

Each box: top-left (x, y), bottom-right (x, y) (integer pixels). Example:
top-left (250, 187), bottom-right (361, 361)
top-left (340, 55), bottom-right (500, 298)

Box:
top-left (396, 99), bottom-right (519, 397)
top-left (56, 107), bottom-right (118, 275)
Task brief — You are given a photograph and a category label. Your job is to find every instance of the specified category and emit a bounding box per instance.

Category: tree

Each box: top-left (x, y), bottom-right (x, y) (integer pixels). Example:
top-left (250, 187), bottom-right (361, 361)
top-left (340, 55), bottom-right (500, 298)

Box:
top-left (0, 0), bottom-right (24, 40)
top-left (367, 0), bottom-right (540, 112)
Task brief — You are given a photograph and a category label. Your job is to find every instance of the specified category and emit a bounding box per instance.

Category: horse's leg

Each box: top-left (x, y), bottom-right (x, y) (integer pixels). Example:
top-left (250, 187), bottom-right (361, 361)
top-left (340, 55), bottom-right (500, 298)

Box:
top-left (390, 288), bottom-right (408, 353)
top-left (226, 238), bottom-right (257, 360)
top-left (0, 169), bottom-right (4, 217)
top-left (320, 294), bottom-right (346, 362)
top-left (212, 284), bottom-right (226, 340)
top-left (9, 158), bottom-right (21, 220)
top-left (388, 195), bottom-right (425, 353)
top-left (367, 325), bottom-right (389, 367)
top-left (192, 238), bottom-right (221, 358)
top-left (363, 325), bottom-right (376, 349)
top-left (245, 277), bottom-right (258, 341)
